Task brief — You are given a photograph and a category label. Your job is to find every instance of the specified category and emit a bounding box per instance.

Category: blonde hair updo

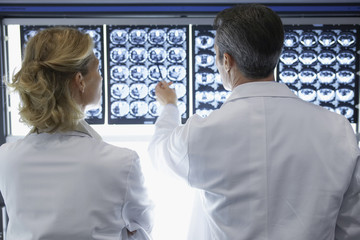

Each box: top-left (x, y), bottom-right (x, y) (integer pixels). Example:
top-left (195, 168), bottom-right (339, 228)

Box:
top-left (9, 27), bottom-right (94, 133)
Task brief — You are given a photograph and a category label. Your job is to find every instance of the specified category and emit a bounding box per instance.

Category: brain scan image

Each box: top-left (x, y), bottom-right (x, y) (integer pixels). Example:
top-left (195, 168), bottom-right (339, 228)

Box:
top-left (277, 25), bottom-right (358, 123)
top-left (193, 26), bottom-right (230, 118)
top-left (107, 25), bottom-right (189, 124)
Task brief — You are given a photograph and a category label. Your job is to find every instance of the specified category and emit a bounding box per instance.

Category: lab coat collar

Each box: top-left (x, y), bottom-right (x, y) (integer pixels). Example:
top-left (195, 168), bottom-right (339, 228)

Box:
top-left (74, 119), bottom-right (102, 140)
top-left (223, 81), bottom-right (298, 106)
top-left (27, 119), bottom-right (102, 140)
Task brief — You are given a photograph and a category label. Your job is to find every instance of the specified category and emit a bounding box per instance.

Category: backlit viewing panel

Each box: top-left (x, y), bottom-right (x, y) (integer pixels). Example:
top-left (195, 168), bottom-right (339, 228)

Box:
top-left (18, 24), bottom-right (359, 125)
top-left (20, 25), bottom-right (105, 124)
top-left (278, 25), bottom-right (359, 123)
top-left (107, 25), bottom-right (189, 124)
top-left (192, 25), bottom-right (230, 118)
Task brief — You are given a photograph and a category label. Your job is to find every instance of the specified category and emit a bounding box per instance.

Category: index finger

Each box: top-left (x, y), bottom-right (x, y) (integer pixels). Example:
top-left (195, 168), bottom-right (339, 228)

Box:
top-left (156, 81), bottom-right (173, 89)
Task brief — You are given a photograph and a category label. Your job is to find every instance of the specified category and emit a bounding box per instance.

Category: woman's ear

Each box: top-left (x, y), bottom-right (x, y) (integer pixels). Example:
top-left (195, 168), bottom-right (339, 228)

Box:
top-left (74, 72), bottom-right (85, 93)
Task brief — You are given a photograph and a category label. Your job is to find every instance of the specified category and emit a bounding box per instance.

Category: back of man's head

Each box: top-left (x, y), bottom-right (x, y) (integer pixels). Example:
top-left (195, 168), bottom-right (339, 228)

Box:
top-left (214, 4), bottom-right (284, 79)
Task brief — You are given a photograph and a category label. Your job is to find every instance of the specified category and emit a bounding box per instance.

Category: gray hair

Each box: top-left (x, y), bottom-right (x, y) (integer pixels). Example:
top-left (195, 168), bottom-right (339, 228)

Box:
top-left (214, 4), bottom-right (284, 79)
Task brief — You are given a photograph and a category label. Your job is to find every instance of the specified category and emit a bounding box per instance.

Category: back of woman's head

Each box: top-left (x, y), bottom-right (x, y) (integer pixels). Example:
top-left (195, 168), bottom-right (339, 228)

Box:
top-left (10, 27), bottom-right (94, 133)
top-left (214, 4), bottom-right (284, 79)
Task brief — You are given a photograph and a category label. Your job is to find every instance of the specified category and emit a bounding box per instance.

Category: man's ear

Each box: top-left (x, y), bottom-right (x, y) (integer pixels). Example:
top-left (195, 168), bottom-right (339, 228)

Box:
top-left (223, 53), bottom-right (234, 73)
top-left (74, 72), bottom-right (85, 93)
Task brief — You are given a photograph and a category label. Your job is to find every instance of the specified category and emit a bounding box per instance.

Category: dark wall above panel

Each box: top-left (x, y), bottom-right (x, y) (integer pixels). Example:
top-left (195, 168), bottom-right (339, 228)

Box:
top-left (0, 3), bottom-right (359, 18)
top-left (1, 0), bottom-right (360, 3)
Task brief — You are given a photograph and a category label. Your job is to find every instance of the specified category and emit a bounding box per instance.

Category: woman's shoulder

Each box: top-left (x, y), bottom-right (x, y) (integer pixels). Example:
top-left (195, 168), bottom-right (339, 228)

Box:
top-left (0, 138), bottom-right (25, 154)
top-left (83, 138), bottom-right (139, 166)
top-left (99, 140), bottom-right (138, 160)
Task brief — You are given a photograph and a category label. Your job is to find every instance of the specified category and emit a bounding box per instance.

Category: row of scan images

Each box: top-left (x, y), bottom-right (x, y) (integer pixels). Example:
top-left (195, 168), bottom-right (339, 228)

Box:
top-left (20, 24), bottom-right (359, 124)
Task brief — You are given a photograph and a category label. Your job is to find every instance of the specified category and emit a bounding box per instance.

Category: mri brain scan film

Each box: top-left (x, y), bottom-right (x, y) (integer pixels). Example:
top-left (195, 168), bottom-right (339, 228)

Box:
top-left (278, 25), bottom-right (359, 123)
top-left (192, 25), bottom-right (230, 118)
top-left (107, 26), bottom-right (189, 124)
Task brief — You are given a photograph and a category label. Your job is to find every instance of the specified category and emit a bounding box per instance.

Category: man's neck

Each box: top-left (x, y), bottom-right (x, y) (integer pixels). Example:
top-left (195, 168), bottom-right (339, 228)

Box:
top-left (232, 73), bottom-right (275, 90)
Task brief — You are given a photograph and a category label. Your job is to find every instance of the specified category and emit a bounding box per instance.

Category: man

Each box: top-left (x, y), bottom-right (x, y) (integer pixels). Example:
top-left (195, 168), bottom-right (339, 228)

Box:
top-left (148, 4), bottom-right (360, 240)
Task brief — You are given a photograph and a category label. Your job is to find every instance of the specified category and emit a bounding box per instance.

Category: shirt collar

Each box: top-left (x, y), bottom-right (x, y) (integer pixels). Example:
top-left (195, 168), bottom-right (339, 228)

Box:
top-left (223, 81), bottom-right (298, 106)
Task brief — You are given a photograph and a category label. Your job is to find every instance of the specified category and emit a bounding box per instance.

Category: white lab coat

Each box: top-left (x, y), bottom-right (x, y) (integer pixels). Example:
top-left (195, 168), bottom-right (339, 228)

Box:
top-left (0, 120), bottom-right (153, 240)
top-left (149, 81), bottom-right (360, 240)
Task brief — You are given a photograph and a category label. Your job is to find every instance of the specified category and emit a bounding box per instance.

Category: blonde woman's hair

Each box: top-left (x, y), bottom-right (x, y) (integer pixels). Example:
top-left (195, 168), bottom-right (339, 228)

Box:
top-left (9, 27), bottom-right (94, 133)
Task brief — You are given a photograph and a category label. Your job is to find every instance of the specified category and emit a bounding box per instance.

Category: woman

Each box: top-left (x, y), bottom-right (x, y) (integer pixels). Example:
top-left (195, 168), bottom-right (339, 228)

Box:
top-left (0, 27), bottom-right (153, 240)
